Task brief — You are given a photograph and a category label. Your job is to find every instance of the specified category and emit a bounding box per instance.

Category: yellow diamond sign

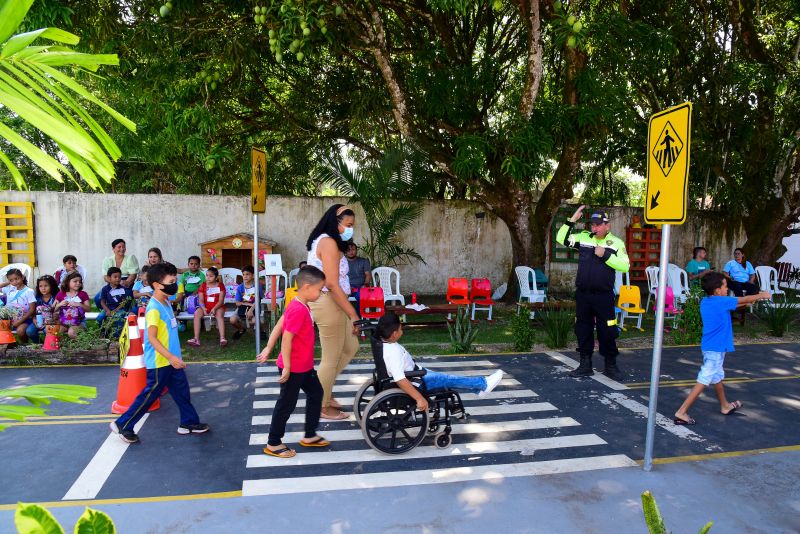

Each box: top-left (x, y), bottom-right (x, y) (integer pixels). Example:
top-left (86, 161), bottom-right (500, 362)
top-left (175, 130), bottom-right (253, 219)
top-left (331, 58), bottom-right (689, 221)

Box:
top-left (645, 102), bottom-right (692, 225)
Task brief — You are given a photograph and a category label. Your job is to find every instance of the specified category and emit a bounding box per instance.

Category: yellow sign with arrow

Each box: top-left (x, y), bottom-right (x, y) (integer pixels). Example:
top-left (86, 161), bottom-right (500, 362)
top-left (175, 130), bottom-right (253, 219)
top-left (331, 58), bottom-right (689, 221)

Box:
top-left (644, 102), bottom-right (692, 225)
top-left (251, 147), bottom-right (267, 214)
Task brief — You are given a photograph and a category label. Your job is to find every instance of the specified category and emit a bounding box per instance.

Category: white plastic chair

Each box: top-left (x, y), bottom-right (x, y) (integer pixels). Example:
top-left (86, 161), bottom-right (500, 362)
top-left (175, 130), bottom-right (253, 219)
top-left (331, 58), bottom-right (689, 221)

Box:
top-left (260, 270), bottom-right (287, 311)
top-left (614, 271), bottom-right (630, 296)
top-left (667, 263), bottom-right (690, 305)
top-left (644, 265), bottom-right (659, 312)
top-left (372, 267), bottom-right (405, 306)
top-left (218, 267), bottom-right (243, 304)
top-left (515, 266), bottom-right (546, 318)
top-left (756, 266), bottom-right (785, 301)
top-left (288, 267), bottom-right (300, 288)
top-left (0, 263), bottom-right (33, 284)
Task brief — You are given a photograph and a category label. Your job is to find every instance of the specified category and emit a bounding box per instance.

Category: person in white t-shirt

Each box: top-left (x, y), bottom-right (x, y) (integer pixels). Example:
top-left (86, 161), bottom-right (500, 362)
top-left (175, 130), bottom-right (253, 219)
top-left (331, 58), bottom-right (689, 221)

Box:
top-left (376, 312), bottom-right (504, 411)
top-left (1, 268), bottom-right (36, 342)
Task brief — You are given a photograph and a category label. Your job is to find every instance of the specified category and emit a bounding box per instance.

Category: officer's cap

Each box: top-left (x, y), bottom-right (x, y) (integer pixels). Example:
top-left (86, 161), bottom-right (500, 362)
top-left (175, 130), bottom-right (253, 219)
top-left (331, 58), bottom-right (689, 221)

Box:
top-left (590, 211), bottom-right (610, 224)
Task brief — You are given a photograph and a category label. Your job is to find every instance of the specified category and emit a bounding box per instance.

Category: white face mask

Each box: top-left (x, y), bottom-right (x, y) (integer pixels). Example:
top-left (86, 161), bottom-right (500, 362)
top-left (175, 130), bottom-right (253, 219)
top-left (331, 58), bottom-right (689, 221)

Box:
top-left (339, 227), bottom-right (354, 241)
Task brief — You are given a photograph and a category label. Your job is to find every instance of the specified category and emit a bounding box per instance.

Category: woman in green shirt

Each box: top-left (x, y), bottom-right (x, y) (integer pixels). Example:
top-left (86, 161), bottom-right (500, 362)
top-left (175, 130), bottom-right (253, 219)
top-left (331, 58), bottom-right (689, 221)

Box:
top-left (100, 239), bottom-right (139, 288)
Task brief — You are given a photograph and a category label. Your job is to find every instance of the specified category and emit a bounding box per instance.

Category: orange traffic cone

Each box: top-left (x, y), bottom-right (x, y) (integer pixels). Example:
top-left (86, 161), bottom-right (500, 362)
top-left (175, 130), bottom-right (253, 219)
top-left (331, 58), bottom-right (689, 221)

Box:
top-left (111, 315), bottom-right (160, 414)
top-left (137, 306), bottom-right (146, 338)
top-left (42, 325), bottom-right (61, 351)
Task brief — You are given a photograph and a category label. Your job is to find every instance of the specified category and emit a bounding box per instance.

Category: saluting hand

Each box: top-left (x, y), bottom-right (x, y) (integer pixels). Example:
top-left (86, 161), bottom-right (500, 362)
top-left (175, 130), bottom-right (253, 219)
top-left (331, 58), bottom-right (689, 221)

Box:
top-left (570, 205), bottom-right (587, 223)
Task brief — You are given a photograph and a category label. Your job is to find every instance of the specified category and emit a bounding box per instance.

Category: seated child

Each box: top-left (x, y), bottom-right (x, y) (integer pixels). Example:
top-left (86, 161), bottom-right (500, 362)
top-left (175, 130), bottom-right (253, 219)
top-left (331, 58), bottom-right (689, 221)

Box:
top-left (54, 272), bottom-right (90, 339)
top-left (1, 268), bottom-right (36, 343)
top-left (26, 275), bottom-right (58, 343)
top-left (231, 265), bottom-right (261, 340)
top-left (54, 255), bottom-right (79, 286)
top-left (187, 267), bottom-right (227, 347)
top-left (256, 265), bottom-right (329, 458)
top-left (377, 312), bottom-right (504, 411)
top-left (99, 267), bottom-right (134, 338)
top-left (132, 265), bottom-right (153, 309)
top-left (178, 256), bottom-right (206, 309)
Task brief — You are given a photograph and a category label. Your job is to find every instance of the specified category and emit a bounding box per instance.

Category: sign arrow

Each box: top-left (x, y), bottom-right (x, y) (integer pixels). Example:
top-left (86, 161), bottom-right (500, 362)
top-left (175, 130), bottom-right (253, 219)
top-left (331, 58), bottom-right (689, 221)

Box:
top-left (650, 190), bottom-right (661, 210)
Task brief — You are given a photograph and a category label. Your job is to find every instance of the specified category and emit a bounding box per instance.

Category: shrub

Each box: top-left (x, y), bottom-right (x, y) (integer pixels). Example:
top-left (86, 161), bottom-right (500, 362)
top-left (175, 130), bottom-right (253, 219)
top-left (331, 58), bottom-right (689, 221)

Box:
top-left (674, 285), bottom-right (704, 344)
top-left (15, 503), bottom-right (115, 534)
top-left (537, 304), bottom-right (573, 349)
top-left (641, 490), bottom-right (712, 534)
top-left (447, 306), bottom-right (479, 353)
top-left (753, 292), bottom-right (799, 337)
top-left (510, 311), bottom-right (536, 352)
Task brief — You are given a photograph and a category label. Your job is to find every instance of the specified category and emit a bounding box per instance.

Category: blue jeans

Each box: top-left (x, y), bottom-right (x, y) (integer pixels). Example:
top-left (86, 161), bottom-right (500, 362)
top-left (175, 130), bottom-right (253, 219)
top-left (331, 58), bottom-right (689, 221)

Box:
top-left (25, 322), bottom-right (41, 343)
top-left (421, 370), bottom-right (487, 393)
top-left (115, 366), bottom-right (200, 432)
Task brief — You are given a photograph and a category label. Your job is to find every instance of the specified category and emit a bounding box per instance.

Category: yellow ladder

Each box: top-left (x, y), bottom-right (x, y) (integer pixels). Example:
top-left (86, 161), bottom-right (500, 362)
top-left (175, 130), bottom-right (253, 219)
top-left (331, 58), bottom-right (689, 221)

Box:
top-left (0, 201), bottom-right (36, 268)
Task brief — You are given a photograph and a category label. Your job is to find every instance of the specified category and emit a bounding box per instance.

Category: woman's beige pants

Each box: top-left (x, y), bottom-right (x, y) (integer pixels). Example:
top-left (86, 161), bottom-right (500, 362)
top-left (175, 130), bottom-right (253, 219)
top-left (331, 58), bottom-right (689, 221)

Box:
top-left (310, 292), bottom-right (359, 409)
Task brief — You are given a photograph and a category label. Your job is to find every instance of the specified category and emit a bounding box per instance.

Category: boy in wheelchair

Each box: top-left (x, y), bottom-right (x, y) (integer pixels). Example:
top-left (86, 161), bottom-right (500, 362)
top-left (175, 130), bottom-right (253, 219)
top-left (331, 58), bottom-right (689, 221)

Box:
top-left (376, 312), bottom-right (504, 411)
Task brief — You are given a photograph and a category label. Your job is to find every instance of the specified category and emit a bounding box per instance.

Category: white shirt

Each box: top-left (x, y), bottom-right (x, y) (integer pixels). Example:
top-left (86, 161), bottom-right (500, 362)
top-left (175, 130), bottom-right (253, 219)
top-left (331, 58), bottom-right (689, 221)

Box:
top-left (308, 234), bottom-right (351, 294)
top-left (1, 285), bottom-right (35, 313)
top-left (382, 342), bottom-right (416, 383)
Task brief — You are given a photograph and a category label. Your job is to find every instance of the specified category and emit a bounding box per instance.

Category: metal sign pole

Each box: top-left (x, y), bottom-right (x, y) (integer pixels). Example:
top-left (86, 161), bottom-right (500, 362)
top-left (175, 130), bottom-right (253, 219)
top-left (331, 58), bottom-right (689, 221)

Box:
top-left (254, 213), bottom-right (261, 354)
top-left (643, 223), bottom-right (671, 471)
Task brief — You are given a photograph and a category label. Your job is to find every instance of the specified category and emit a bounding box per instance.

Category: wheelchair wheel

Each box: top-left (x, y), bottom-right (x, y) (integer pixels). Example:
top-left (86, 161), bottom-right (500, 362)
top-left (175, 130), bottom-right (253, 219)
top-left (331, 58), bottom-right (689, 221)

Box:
top-left (353, 379), bottom-right (376, 425)
top-left (434, 431), bottom-right (452, 449)
top-left (361, 388), bottom-right (429, 455)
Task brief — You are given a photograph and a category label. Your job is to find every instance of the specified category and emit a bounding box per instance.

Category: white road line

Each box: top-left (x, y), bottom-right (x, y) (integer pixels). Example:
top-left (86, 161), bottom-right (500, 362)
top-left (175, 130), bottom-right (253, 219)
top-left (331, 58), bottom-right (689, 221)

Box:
top-left (62, 415), bottom-right (149, 500)
top-left (242, 454), bottom-right (636, 496)
top-left (256, 360), bottom-right (496, 373)
top-left (604, 392), bottom-right (708, 444)
top-left (544, 351), bottom-right (629, 391)
top-left (249, 416), bottom-right (580, 445)
top-left (247, 434), bottom-right (607, 468)
top-left (252, 388), bottom-right (539, 409)
top-left (255, 378), bottom-right (521, 396)
top-left (255, 369), bottom-right (507, 384)
top-left (251, 402), bottom-right (558, 426)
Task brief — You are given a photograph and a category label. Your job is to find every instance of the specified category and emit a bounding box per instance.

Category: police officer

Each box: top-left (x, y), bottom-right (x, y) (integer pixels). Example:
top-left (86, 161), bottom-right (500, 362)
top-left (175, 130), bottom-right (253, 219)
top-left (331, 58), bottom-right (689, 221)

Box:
top-left (556, 205), bottom-right (630, 379)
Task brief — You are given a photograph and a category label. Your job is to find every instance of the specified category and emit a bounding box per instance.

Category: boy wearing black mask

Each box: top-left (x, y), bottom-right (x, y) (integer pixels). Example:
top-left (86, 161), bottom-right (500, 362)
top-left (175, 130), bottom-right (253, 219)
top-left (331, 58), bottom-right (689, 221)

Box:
top-left (110, 262), bottom-right (210, 444)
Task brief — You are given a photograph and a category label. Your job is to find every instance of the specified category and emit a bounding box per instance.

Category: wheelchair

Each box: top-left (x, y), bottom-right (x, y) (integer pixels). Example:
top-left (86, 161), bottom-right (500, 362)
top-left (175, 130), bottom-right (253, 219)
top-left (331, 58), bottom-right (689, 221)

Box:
top-left (353, 320), bottom-right (469, 455)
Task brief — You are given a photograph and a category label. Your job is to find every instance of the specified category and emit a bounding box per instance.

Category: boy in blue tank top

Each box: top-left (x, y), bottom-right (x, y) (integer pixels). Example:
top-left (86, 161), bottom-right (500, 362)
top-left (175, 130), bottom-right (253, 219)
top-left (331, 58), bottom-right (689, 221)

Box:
top-left (674, 271), bottom-right (770, 425)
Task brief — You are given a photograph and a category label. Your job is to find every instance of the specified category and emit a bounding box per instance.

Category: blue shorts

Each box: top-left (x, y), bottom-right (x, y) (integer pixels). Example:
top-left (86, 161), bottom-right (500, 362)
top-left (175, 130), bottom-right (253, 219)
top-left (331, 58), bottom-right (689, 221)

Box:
top-left (697, 350), bottom-right (726, 385)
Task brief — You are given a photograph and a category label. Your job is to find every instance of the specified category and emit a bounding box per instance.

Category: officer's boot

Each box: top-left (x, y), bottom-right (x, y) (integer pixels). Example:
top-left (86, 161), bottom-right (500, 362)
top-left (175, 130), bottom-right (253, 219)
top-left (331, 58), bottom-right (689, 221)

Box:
top-left (603, 355), bottom-right (624, 381)
top-left (570, 354), bottom-right (594, 377)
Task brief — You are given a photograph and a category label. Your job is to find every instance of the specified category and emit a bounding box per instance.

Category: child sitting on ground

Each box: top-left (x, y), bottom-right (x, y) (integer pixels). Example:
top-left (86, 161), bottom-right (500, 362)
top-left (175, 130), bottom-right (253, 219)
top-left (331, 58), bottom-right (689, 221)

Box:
top-left (54, 272), bottom-right (90, 339)
top-left (256, 266), bottom-right (329, 458)
top-left (376, 312), bottom-right (504, 411)
top-left (99, 267), bottom-right (134, 338)
top-left (674, 272), bottom-right (771, 425)
top-left (231, 265), bottom-right (260, 340)
top-left (1, 269), bottom-right (36, 343)
top-left (27, 275), bottom-right (58, 343)
top-left (132, 266), bottom-right (153, 309)
top-left (54, 255), bottom-right (80, 286)
top-left (188, 267), bottom-right (227, 347)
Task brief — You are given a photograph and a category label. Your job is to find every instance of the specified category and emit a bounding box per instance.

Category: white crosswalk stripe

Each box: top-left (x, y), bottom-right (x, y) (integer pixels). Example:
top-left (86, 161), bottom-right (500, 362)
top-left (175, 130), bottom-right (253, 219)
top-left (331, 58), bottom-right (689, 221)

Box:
top-left (243, 358), bottom-right (636, 494)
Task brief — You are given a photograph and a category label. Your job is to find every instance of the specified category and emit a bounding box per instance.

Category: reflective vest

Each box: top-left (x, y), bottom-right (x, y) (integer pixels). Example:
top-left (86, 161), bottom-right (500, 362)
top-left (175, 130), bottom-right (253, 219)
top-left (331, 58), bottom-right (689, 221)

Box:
top-left (556, 222), bottom-right (630, 293)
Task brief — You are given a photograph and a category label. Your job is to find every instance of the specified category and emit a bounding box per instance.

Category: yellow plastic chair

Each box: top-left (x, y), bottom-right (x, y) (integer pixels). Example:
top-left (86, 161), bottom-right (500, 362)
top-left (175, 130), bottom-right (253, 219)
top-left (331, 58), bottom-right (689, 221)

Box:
top-left (617, 285), bottom-right (645, 331)
top-left (284, 285), bottom-right (298, 309)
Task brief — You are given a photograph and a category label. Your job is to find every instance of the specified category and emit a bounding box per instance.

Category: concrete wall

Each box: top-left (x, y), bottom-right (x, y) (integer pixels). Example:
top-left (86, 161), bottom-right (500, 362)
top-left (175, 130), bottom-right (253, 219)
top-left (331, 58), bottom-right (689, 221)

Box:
top-left (0, 191), bottom-right (776, 296)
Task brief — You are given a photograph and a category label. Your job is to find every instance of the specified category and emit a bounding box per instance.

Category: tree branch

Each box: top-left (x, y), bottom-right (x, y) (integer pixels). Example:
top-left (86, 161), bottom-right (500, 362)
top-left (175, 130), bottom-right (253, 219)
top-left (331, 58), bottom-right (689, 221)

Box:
top-left (518, 0), bottom-right (543, 118)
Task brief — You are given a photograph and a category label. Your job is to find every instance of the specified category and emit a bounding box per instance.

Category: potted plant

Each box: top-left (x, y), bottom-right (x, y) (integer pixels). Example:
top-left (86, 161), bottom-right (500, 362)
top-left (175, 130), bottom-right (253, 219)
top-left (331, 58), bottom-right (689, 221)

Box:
top-left (0, 306), bottom-right (18, 345)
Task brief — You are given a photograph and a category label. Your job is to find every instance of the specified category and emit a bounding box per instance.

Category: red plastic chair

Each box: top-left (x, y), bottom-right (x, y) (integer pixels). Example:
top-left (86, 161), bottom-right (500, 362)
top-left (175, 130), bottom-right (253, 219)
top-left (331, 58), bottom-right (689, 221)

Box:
top-left (470, 278), bottom-right (495, 320)
top-left (446, 278), bottom-right (470, 305)
top-left (359, 287), bottom-right (385, 319)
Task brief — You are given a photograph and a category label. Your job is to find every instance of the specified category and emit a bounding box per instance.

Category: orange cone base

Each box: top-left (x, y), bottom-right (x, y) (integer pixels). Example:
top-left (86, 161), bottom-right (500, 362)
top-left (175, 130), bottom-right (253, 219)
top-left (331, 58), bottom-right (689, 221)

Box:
top-left (111, 366), bottom-right (161, 415)
top-left (0, 330), bottom-right (16, 344)
top-left (111, 397), bottom-right (160, 415)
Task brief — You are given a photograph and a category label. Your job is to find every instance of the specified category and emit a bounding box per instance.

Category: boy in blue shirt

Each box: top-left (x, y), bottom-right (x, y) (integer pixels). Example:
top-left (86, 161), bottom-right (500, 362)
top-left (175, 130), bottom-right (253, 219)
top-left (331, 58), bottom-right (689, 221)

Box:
top-left (99, 267), bottom-right (134, 338)
top-left (674, 272), bottom-right (770, 425)
top-left (110, 262), bottom-right (209, 444)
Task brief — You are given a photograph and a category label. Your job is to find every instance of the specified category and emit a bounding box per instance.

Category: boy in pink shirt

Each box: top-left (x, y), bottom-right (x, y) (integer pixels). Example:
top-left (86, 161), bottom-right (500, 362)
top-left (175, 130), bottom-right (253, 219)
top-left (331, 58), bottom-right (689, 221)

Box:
top-left (256, 266), bottom-right (328, 458)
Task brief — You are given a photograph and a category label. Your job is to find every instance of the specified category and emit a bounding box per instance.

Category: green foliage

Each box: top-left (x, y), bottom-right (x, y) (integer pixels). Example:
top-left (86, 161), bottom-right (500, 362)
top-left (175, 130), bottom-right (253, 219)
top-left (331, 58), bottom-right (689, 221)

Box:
top-left (509, 311), bottom-right (536, 352)
top-left (674, 285), bottom-right (705, 345)
top-left (59, 321), bottom-right (112, 355)
top-left (447, 307), bottom-right (478, 353)
top-left (0, 384), bottom-right (96, 430)
top-left (0, 305), bottom-right (18, 320)
top-left (754, 293), bottom-right (799, 337)
top-left (0, 0), bottom-right (134, 189)
top-left (537, 305), bottom-right (573, 349)
top-left (641, 490), bottom-right (712, 534)
top-left (15, 503), bottom-right (115, 534)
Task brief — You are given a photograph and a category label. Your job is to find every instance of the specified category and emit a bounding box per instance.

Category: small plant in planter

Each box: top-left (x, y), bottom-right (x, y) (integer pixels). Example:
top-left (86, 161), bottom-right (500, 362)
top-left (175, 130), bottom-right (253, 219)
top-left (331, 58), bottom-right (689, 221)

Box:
top-left (59, 322), bottom-right (113, 360)
top-left (0, 305), bottom-right (19, 344)
top-left (447, 306), bottom-right (479, 353)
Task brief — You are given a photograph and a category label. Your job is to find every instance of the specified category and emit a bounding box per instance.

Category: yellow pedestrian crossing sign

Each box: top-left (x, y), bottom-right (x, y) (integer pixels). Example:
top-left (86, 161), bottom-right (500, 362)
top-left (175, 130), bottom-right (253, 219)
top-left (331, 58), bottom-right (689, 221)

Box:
top-left (645, 102), bottom-right (692, 225)
top-left (251, 147), bottom-right (267, 214)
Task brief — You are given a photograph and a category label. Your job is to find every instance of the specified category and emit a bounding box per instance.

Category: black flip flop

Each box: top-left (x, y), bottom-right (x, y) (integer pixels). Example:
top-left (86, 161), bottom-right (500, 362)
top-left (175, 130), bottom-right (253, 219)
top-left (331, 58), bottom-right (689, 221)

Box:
top-left (723, 401), bottom-right (743, 415)
top-left (673, 416), bottom-right (696, 425)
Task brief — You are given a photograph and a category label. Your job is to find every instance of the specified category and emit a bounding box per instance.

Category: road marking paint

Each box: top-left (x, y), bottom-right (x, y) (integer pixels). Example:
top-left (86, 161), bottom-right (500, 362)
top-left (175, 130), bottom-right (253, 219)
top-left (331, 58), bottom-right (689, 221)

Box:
top-left (545, 351), bottom-right (629, 391)
top-left (249, 416), bottom-right (581, 445)
top-left (62, 415), bottom-right (149, 501)
top-left (0, 414), bottom-right (117, 421)
top-left (626, 374), bottom-right (800, 389)
top-left (252, 388), bottom-right (539, 409)
top-left (3, 419), bottom-right (116, 427)
top-left (635, 444), bottom-right (800, 465)
top-left (256, 360), bottom-right (497, 373)
top-left (0, 490), bottom-right (243, 511)
top-left (255, 369), bottom-right (508, 384)
top-left (603, 392), bottom-right (707, 444)
top-left (247, 434), bottom-right (607, 468)
top-left (251, 402), bottom-right (558, 426)
top-left (242, 454), bottom-right (636, 495)
top-left (255, 378), bottom-right (521, 396)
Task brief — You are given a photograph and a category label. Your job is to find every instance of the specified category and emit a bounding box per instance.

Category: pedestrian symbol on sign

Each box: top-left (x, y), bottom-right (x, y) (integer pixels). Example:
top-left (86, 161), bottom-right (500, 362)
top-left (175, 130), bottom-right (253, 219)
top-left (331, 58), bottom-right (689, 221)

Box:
top-left (652, 121), bottom-right (683, 177)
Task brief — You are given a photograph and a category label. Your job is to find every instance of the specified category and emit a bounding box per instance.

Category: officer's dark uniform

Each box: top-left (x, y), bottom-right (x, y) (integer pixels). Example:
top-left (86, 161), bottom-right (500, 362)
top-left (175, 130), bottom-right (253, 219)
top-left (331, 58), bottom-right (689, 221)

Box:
top-left (555, 211), bottom-right (630, 379)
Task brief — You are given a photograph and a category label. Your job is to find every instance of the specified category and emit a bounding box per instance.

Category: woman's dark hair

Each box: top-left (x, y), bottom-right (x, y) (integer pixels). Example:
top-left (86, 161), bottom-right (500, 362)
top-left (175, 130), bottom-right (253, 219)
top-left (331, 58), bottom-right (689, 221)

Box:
top-left (377, 311), bottom-right (402, 340)
top-left (5, 268), bottom-right (27, 286)
top-left (62, 254), bottom-right (77, 264)
top-left (36, 275), bottom-right (58, 299)
top-left (701, 271), bottom-right (727, 296)
top-left (734, 247), bottom-right (747, 268)
top-left (60, 271), bottom-right (83, 293)
top-left (111, 238), bottom-right (126, 249)
top-left (206, 266), bottom-right (219, 278)
top-left (692, 247), bottom-right (706, 259)
top-left (306, 204), bottom-right (355, 253)
top-left (148, 247), bottom-right (163, 262)
top-left (147, 262), bottom-right (177, 285)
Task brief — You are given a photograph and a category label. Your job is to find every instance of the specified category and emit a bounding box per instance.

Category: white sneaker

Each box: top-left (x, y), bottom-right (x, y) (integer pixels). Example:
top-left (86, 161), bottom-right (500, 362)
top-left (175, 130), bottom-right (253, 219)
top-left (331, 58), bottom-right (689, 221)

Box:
top-left (479, 370), bottom-right (504, 397)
